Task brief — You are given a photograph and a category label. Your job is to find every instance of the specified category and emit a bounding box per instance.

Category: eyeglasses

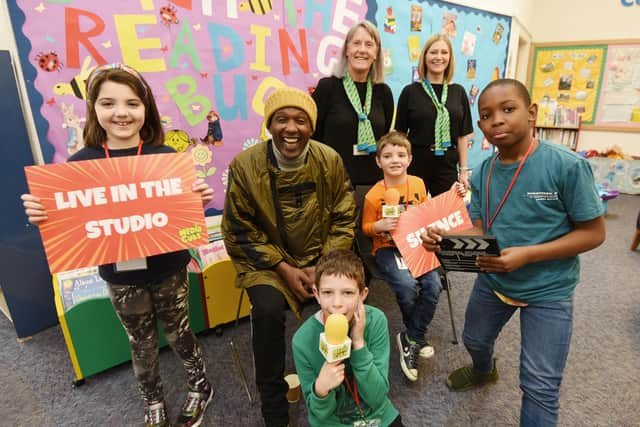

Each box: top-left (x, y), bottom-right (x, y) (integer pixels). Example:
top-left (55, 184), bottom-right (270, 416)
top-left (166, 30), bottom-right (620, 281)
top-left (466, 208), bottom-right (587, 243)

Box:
top-left (86, 63), bottom-right (147, 95)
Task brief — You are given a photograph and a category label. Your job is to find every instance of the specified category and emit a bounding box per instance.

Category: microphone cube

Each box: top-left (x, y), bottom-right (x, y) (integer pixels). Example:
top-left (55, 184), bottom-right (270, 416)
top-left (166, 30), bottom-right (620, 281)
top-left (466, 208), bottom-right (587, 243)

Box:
top-left (382, 205), bottom-right (401, 218)
top-left (319, 333), bottom-right (351, 362)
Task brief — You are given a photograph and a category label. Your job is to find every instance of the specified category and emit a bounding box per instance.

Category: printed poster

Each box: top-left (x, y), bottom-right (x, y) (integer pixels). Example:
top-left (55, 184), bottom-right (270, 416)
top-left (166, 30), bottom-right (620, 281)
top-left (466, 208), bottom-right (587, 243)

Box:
top-left (391, 188), bottom-right (472, 278)
top-left (595, 44), bottom-right (640, 127)
top-left (25, 153), bottom-right (207, 273)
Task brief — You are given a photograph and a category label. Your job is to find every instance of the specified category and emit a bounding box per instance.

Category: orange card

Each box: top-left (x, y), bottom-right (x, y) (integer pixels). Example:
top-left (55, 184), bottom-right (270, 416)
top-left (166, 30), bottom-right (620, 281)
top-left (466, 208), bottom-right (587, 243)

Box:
top-left (25, 153), bottom-right (207, 273)
top-left (391, 188), bottom-right (473, 278)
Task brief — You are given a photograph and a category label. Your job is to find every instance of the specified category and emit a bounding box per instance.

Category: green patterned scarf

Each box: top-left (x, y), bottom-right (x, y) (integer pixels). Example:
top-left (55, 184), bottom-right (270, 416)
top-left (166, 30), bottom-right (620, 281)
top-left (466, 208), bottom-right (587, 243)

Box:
top-left (421, 79), bottom-right (451, 156)
top-left (343, 74), bottom-right (376, 153)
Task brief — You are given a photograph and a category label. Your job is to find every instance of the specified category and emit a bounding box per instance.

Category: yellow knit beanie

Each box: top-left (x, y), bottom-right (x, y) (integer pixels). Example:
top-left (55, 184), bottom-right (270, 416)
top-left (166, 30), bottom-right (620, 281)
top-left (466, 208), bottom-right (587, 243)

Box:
top-left (263, 86), bottom-right (317, 131)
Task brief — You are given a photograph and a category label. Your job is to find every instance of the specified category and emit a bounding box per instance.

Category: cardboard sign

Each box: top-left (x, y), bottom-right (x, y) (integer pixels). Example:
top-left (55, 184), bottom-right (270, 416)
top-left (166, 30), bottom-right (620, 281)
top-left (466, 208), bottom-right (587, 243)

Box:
top-left (25, 153), bottom-right (207, 273)
top-left (436, 235), bottom-right (501, 272)
top-left (391, 188), bottom-right (472, 278)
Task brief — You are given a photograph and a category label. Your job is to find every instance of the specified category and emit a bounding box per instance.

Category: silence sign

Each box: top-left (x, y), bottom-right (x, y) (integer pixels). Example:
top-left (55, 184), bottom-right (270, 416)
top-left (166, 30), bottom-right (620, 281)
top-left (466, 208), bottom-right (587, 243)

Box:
top-left (436, 235), bottom-right (501, 272)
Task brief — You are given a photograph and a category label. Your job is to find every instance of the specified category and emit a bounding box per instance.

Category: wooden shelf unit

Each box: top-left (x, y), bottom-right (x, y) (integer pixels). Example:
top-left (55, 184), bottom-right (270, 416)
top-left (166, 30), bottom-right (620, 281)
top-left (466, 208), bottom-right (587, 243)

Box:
top-left (535, 118), bottom-right (581, 151)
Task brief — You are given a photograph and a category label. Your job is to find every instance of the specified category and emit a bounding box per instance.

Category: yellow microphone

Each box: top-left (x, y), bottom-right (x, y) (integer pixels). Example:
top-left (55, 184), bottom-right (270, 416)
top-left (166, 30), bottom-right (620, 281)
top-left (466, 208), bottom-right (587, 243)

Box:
top-left (382, 188), bottom-right (401, 218)
top-left (319, 313), bottom-right (351, 362)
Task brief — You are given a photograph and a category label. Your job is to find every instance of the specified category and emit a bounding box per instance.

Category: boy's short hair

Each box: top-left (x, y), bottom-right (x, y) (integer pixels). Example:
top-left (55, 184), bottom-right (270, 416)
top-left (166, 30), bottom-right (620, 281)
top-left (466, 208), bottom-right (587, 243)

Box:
top-left (479, 78), bottom-right (531, 107)
top-left (315, 249), bottom-right (366, 291)
top-left (376, 130), bottom-right (412, 157)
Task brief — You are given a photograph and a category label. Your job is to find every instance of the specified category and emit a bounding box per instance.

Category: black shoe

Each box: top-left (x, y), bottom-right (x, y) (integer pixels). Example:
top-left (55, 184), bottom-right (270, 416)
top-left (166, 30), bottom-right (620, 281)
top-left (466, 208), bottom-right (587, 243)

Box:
top-left (175, 384), bottom-right (214, 427)
top-left (396, 332), bottom-right (420, 381)
top-left (144, 401), bottom-right (170, 427)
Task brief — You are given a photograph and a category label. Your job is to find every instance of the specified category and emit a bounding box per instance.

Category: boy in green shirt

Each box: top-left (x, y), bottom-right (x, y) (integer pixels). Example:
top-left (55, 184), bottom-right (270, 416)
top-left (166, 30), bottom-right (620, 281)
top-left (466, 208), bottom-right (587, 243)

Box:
top-left (292, 249), bottom-right (403, 427)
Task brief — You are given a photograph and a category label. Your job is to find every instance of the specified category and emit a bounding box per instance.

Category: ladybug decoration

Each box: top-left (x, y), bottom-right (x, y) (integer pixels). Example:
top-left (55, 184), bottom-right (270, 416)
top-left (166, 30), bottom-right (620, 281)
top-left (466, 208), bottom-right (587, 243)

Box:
top-left (159, 4), bottom-right (179, 25)
top-left (36, 51), bottom-right (63, 72)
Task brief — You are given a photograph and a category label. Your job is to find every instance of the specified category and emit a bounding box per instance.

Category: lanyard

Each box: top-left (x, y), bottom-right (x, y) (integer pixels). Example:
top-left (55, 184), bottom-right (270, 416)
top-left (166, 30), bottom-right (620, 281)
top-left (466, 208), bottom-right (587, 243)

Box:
top-left (320, 312), bottom-right (364, 420)
top-left (382, 179), bottom-right (410, 208)
top-left (484, 138), bottom-right (536, 232)
top-left (343, 374), bottom-right (366, 421)
top-left (103, 138), bottom-right (143, 158)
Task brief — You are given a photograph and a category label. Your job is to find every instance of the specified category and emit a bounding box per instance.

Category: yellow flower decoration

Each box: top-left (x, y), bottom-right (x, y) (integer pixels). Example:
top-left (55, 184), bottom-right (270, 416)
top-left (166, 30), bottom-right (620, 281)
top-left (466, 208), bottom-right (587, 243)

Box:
top-left (191, 144), bottom-right (212, 166)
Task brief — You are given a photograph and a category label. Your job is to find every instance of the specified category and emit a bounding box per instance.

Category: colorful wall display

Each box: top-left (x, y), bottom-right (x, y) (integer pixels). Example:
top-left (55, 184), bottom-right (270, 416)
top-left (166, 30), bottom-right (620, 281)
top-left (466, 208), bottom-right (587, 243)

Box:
top-left (529, 44), bottom-right (606, 125)
top-left (529, 40), bottom-right (640, 132)
top-left (596, 43), bottom-right (640, 129)
top-left (9, 1), bottom-right (511, 211)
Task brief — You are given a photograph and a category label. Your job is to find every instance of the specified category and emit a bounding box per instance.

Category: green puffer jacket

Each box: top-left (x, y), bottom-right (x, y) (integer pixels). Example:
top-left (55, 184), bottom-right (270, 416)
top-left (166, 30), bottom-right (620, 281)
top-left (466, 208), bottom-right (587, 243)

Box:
top-left (222, 140), bottom-right (357, 317)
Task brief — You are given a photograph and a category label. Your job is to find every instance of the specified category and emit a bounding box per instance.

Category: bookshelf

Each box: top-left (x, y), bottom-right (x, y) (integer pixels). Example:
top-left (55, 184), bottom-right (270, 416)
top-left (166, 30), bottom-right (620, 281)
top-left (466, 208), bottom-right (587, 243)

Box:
top-left (535, 123), bottom-right (581, 151)
top-left (535, 105), bottom-right (581, 151)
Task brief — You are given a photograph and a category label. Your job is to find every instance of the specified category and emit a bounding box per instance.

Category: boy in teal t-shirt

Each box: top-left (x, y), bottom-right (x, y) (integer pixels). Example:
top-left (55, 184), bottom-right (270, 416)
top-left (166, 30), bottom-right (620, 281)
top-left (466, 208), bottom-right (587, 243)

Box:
top-left (422, 79), bottom-right (605, 426)
top-left (292, 249), bottom-right (403, 427)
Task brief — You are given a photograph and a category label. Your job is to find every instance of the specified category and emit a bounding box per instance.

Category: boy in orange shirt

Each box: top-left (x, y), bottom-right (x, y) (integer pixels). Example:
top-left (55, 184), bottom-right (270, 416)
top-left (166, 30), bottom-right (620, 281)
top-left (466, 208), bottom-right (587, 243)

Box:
top-left (362, 131), bottom-right (464, 381)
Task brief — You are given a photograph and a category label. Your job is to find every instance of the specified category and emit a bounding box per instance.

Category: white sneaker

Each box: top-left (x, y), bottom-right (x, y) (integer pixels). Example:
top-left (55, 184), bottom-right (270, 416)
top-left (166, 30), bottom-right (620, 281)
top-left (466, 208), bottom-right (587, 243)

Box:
top-left (419, 343), bottom-right (435, 359)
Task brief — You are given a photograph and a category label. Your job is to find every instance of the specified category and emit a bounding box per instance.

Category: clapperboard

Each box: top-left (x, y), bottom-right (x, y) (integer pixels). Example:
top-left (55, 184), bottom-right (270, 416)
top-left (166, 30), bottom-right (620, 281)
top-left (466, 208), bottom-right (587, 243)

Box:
top-left (436, 235), bottom-right (501, 272)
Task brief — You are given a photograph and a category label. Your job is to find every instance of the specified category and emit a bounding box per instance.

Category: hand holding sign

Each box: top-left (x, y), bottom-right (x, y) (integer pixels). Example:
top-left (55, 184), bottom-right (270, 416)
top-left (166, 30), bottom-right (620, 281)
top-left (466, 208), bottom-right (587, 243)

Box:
top-left (390, 188), bottom-right (472, 278)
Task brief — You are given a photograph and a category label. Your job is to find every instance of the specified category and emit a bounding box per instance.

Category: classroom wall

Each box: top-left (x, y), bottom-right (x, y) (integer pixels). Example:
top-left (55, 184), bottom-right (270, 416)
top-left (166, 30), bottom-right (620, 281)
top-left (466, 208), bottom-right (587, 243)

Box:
top-left (0, 1), bottom-right (535, 168)
top-left (0, 1), bottom-right (43, 164)
top-left (13, 2), bottom-right (635, 160)
top-left (531, 0), bottom-right (640, 157)
top-left (447, 0), bottom-right (535, 81)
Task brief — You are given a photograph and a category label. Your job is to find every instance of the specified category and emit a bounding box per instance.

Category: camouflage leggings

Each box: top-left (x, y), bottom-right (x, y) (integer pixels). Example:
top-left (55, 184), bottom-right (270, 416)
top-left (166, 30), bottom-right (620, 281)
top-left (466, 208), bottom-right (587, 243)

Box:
top-left (107, 269), bottom-right (209, 404)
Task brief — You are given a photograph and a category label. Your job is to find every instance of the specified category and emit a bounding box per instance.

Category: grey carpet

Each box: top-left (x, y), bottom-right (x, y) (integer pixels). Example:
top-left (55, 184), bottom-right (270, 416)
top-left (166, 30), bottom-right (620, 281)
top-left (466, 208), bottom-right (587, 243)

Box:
top-left (1, 195), bottom-right (638, 426)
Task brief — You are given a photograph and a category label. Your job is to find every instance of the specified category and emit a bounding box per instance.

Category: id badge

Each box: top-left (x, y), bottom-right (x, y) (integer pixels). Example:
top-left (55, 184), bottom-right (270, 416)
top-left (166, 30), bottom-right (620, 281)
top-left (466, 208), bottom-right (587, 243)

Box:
top-left (394, 253), bottom-right (408, 270)
top-left (353, 144), bottom-right (368, 156)
top-left (115, 257), bottom-right (147, 272)
top-left (353, 419), bottom-right (382, 427)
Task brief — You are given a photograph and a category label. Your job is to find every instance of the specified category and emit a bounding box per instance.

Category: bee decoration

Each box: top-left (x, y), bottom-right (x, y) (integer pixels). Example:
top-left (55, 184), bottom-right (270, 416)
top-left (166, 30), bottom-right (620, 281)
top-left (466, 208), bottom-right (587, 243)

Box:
top-left (239, 0), bottom-right (273, 15)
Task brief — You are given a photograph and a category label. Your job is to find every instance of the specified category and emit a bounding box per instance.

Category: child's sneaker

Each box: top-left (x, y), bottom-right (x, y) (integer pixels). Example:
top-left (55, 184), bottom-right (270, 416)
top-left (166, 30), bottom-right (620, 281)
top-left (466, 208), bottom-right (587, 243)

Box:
top-left (396, 332), bottom-right (420, 382)
top-left (144, 401), bottom-right (170, 427)
top-left (175, 384), bottom-right (214, 427)
top-left (419, 342), bottom-right (434, 359)
top-left (446, 359), bottom-right (499, 392)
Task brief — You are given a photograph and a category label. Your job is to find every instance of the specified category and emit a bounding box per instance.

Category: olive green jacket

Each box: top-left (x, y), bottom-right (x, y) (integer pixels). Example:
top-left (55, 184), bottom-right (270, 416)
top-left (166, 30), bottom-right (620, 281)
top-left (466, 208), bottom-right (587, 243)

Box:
top-left (222, 140), bottom-right (356, 317)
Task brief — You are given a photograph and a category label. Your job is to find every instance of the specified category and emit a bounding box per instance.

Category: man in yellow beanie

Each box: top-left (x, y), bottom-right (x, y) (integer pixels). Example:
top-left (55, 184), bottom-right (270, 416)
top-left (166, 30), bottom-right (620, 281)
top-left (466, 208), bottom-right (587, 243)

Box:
top-left (222, 86), bottom-right (357, 427)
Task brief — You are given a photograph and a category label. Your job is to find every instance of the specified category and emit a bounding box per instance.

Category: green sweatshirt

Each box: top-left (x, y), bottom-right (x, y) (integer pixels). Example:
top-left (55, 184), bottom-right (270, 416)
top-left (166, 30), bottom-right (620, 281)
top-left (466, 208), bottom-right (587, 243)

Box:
top-left (292, 305), bottom-right (399, 426)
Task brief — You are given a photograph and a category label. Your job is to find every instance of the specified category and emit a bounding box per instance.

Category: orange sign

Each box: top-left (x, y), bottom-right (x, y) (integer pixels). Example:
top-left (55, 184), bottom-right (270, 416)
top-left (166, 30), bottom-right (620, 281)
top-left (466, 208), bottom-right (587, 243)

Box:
top-left (25, 153), bottom-right (207, 273)
top-left (391, 188), bottom-right (473, 278)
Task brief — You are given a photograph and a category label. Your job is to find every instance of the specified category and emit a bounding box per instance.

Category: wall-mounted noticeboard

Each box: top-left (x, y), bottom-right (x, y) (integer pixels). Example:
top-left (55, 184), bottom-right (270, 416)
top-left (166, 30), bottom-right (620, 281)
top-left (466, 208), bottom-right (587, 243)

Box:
top-left (528, 40), bottom-right (640, 132)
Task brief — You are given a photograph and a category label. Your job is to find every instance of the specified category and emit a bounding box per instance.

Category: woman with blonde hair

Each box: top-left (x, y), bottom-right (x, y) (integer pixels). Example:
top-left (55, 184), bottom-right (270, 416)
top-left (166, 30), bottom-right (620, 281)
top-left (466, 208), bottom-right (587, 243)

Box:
top-left (395, 34), bottom-right (474, 196)
top-left (312, 20), bottom-right (394, 186)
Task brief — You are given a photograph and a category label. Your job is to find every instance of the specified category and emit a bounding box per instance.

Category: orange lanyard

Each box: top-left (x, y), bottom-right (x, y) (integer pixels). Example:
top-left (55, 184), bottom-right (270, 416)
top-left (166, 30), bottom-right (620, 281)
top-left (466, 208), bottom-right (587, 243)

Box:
top-left (485, 138), bottom-right (536, 232)
top-left (103, 138), bottom-right (143, 158)
top-left (382, 179), bottom-right (410, 208)
top-left (343, 374), bottom-right (365, 420)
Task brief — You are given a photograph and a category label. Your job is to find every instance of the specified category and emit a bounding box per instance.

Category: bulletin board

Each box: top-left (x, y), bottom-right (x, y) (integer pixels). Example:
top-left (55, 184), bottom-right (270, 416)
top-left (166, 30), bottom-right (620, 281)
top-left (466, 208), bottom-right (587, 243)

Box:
top-left (375, 1), bottom-right (512, 169)
top-left (528, 40), bottom-right (640, 132)
top-left (8, 0), bottom-right (511, 208)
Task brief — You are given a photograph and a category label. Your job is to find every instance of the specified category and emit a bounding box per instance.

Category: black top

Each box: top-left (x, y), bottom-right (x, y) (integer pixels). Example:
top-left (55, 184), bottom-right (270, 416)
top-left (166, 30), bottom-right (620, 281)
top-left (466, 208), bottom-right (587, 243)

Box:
top-left (68, 144), bottom-right (191, 286)
top-left (395, 82), bottom-right (473, 148)
top-left (395, 82), bottom-right (474, 196)
top-left (312, 76), bottom-right (394, 186)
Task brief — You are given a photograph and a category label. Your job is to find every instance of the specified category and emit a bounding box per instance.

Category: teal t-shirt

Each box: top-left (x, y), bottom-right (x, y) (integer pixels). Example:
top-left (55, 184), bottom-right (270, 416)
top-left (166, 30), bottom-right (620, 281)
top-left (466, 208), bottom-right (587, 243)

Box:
top-left (470, 141), bottom-right (604, 303)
